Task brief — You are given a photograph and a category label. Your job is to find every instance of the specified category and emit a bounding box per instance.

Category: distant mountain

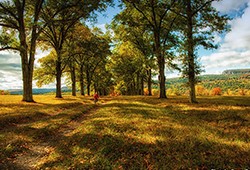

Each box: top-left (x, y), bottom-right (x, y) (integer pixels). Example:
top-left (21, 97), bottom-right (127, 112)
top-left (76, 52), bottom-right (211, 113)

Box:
top-left (9, 87), bottom-right (70, 95)
top-left (222, 69), bottom-right (250, 75)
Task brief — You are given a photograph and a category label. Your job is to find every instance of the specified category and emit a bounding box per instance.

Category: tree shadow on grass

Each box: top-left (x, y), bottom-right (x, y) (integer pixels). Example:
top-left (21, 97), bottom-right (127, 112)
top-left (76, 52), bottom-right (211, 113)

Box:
top-left (0, 101), bottom-right (96, 169)
top-left (1, 96), bottom-right (249, 169)
top-left (36, 129), bottom-right (250, 169)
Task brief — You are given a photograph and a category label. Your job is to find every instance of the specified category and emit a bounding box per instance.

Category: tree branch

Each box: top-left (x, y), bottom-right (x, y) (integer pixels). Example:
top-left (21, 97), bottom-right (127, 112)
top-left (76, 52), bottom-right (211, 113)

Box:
top-left (0, 46), bottom-right (20, 51)
top-left (192, 0), bottom-right (215, 17)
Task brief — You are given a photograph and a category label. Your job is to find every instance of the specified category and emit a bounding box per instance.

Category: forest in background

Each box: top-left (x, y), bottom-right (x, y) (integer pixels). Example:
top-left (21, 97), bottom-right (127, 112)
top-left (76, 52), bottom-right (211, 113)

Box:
top-left (2, 71), bottom-right (249, 96)
top-left (0, 0), bottom-right (230, 103)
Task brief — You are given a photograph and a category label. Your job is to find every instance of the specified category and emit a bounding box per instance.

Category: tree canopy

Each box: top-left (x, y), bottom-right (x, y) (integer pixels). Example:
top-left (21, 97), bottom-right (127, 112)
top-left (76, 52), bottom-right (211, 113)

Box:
top-left (1, 0), bottom-right (229, 103)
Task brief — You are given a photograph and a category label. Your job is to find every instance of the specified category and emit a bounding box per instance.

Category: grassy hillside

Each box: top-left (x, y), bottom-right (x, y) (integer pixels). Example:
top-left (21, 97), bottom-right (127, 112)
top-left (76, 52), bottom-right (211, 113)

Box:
top-left (0, 95), bottom-right (249, 169)
top-left (164, 74), bottom-right (250, 96)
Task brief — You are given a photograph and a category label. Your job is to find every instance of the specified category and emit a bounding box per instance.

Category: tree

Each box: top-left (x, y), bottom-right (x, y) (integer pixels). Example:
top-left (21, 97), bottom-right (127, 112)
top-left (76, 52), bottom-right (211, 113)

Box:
top-left (110, 41), bottom-right (145, 95)
top-left (0, 0), bottom-right (44, 102)
top-left (121, 0), bottom-right (178, 98)
top-left (83, 28), bottom-right (112, 95)
top-left (0, 0), bottom-right (113, 101)
top-left (173, 0), bottom-right (228, 103)
top-left (39, 0), bottom-right (113, 98)
top-left (111, 11), bottom-right (156, 96)
top-left (34, 51), bottom-right (57, 88)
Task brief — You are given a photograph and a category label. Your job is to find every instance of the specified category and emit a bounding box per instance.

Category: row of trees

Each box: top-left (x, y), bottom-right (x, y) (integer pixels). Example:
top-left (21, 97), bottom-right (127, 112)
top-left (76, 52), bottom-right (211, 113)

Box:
top-left (34, 24), bottom-right (113, 96)
top-left (110, 0), bottom-right (228, 103)
top-left (0, 0), bottom-right (229, 103)
top-left (0, 0), bottom-right (113, 102)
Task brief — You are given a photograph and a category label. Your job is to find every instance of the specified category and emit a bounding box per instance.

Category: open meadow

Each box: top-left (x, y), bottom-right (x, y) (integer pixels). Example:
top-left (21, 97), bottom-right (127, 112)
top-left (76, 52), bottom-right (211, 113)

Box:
top-left (0, 95), bottom-right (249, 169)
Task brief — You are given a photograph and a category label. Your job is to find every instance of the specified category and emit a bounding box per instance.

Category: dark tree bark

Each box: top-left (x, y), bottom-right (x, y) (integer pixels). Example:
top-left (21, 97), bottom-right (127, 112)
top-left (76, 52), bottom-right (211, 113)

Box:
top-left (55, 58), bottom-right (62, 98)
top-left (186, 0), bottom-right (198, 103)
top-left (70, 65), bottom-right (76, 96)
top-left (140, 76), bottom-right (144, 95)
top-left (79, 65), bottom-right (85, 96)
top-left (155, 34), bottom-right (167, 98)
top-left (147, 68), bottom-right (152, 96)
top-left (86, 67), bottom-right (91, 96)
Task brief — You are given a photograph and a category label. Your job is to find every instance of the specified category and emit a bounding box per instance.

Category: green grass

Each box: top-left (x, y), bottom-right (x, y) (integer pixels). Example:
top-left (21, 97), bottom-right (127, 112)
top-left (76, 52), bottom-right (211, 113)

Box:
top-left (0, 95), bottom-right (249, 169)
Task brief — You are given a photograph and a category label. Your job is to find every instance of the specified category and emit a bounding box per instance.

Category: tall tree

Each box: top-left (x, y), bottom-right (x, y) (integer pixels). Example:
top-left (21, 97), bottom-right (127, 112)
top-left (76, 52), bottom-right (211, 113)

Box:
top-left (0, 0), bottom-right (44, 102)
top-left (122, 0), bottom-right (178, 98)
top-left (40, 0), bottom-right (113, 98)
top-left (111, 12), bottom-right (156, 96)
top-left (110, 41), bottom-right (145, 95)
top-left (0, 0), bottom-right (113, 101)
top-left (173, 0), bottom-right (228, 103)
top-left (33, 50), bottom-right (57, 88)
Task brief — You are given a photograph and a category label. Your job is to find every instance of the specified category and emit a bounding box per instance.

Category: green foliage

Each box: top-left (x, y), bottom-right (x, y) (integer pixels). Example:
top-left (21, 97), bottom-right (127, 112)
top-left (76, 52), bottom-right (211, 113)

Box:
top-left (34, 51), bottom-right (57, 87)
top-left (164, 74), bottom-right (250, 96)
top-left (110, 41), bottom-right (145, 95)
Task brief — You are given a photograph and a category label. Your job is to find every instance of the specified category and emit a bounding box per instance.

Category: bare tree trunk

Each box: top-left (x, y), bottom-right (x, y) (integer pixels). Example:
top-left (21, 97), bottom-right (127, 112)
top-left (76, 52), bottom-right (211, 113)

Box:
top-left (80, 65), bottom-right (85, 96)
top-left (147, 68), bottom-right (152, 96)
top-left (21, 56), bottom-right (34, 102)
top-left (55, 57), bottom-right (62, 98)
top-left (157, 51), bottom-right (167, 98)
top-left (140, 76), bottom-right (144, 95)
top-left (187, 0), bottom-right (197, 103)
top-left (19, 17), bottom-right (34, 102)
top-left (71, 65), bottom-right (76, 96)
top-left (86, 69), bottom-right (91, 96)
top-left (136, 72), bottom-right (140, 95)
top-left (155, 32), bottom-right (167, 98)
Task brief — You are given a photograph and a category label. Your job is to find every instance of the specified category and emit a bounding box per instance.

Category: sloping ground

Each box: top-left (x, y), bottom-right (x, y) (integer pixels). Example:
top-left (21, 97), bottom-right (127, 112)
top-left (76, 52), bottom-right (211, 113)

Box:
top-left (0, 95), bottom-right (249, 169)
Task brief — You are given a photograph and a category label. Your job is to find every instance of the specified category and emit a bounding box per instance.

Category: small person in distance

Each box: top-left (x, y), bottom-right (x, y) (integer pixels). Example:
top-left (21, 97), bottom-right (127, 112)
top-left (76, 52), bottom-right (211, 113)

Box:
top-left (93, 92), bottom-right (99, 104)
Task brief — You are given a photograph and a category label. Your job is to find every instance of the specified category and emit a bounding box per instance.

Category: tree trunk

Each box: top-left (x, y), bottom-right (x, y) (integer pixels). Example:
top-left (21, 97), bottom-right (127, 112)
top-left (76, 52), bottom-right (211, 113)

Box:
top-left (187, 0), bottom-right (197, 103)
top-left (136, 72), bottom-right (140, 95)
top-left (86, 69), bottom-right (91, 96)
top-left (21, 56), bottom-right (34, 102)
top-left (80, 65), bottom-right (85, 96)
top-left (19, 16), bottom-right (34, 102)
top-left (147, 68), bottom-right (152, 96)
top-left (71, 65), bottom-right (76, 96)
top-left (140, 76), bottom-right (144, 95)
top-left (55, 56), bottom-right (62, 98)
top-left (154, 32), bottom-right (167, 98)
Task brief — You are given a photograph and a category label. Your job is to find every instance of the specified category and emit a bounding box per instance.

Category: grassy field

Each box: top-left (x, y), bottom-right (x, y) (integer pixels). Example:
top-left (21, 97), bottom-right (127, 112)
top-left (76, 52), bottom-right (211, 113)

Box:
top-left (0, 95), bottom-right (249, 169)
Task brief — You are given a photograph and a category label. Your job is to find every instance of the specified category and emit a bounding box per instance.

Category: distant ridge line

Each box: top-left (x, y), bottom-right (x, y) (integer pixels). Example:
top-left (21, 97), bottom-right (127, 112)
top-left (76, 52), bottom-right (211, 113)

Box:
top-left (222, 69), bottom-right (250, 75)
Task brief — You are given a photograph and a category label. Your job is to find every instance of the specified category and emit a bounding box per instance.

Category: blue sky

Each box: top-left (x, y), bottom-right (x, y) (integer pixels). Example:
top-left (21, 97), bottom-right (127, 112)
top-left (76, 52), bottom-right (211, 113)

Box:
top-left (0, 0), bottom-right (250, 89)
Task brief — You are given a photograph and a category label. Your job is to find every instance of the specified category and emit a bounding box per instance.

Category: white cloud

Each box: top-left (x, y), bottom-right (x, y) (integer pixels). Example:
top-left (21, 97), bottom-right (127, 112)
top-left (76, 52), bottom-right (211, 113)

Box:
top-left (201, 0), bottom-right (250, 74)
top-left (0, 49), bottom-right (50, 90)
top-left (212, 0), bottom-right (249, 13)
top-left (0, 70), bottom-right (22, 89)
top-left (222, 3), bottom-right (250, 50)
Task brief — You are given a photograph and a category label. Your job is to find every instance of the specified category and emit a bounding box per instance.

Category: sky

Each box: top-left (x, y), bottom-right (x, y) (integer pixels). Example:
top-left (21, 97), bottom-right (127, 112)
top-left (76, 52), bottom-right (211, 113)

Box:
top-left (0, 0), bottom-right (250, 90)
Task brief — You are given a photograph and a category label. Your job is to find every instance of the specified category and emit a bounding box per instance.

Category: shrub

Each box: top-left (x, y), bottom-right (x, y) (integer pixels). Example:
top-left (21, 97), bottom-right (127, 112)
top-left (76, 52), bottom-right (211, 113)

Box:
top-left (238, 88), bottom-right (247, 96)
top-left (144, 88), bottom-right (149, 95)
top-left (210, 87), bottom-right (222, 96)
top-left (224, 89), bottom-right (233, 96)
top-left (152, 89), bottom-right (160, 96)
top-left (0, 90), bottom-right (10, 95)
top-left (166, 88), bottom-right (173, 96)
top-left (195, 85), bottom-right (209, 96)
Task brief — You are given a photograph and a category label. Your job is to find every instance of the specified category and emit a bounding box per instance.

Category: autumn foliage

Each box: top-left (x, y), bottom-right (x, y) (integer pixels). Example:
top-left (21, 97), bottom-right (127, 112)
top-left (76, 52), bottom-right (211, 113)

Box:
top-left (211, 87), bottom-right (222, 96)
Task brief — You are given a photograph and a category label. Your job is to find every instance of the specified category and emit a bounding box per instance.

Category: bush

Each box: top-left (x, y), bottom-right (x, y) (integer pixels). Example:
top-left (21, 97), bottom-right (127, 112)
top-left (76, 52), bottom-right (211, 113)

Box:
top-left (238, 88), bottom-right (247, 96)
top-left (0, 90), bottom-right (10, 95)
top-left (144, 88), bottom-right (149, 95)
top-left (224, 89), bottom-right (234, 96)
top-left (166, 88), bottom-right (173, 96)
top-left (195, 85), bottom-right (209, 96)
top-left (210, 87), bottom-right (222, 96)
top-left (152, 89), bottom-right (160, 96)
